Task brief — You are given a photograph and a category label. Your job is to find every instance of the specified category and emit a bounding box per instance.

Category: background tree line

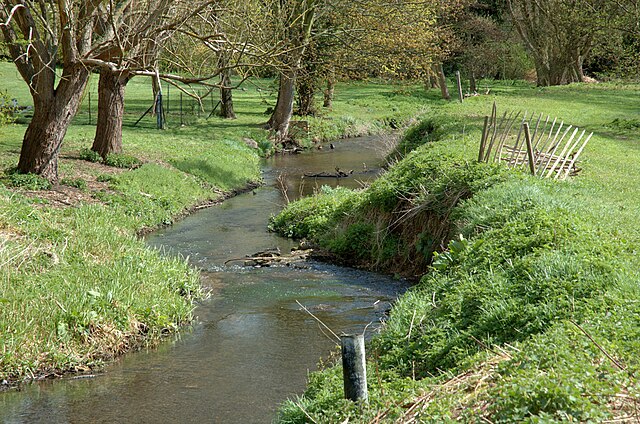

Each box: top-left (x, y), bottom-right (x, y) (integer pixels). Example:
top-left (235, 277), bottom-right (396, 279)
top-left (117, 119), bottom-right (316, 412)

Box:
top-left (0, 0), bottom-right (638, 182)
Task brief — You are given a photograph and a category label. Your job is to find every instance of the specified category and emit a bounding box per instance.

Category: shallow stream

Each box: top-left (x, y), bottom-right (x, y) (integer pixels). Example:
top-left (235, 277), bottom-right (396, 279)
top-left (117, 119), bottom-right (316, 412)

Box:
top-left (0, 136), bottom-right (408, 423)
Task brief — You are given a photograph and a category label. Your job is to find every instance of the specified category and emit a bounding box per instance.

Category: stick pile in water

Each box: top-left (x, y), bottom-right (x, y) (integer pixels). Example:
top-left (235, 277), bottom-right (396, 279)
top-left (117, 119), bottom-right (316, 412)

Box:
top-left (478, 103), bottom-right (592, 180)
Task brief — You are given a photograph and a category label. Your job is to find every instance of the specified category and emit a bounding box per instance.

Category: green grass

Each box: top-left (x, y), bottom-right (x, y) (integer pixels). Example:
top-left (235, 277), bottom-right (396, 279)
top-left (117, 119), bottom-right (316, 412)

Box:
top-left (273, 80), bottom-right (640, 422)
top-left (0, 61), bottom-right (436, 385)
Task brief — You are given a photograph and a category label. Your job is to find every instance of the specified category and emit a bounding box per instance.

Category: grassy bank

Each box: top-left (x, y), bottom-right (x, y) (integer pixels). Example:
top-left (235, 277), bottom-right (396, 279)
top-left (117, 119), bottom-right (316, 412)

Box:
top-left (272, 81), bottom-right (640, 421)
top-left (0, 62), bottom-right (435, 386)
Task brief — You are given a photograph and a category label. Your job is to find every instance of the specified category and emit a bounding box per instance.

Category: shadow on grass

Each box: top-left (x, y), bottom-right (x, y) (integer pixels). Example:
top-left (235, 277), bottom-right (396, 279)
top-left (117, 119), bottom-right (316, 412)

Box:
top-left (171, 158), bottom-right (249, 190)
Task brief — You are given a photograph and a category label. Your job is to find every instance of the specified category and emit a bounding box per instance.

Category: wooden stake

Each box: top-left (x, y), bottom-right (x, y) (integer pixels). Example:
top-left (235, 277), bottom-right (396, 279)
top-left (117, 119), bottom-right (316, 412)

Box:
top-left (538, 123), bottom-right (569, 175)
top-left (342, 334), bottom-right (368, 403)
top-left (554, 130), bottom-right (586, 179)
top-left (545, 127), bottom-right (579, 178)
top-left (523, 122), bottom-right (536, 175)
top-left (561, 132), bottom-right (592, 180)
top-left (478, 116), bottom-right (489, 162)
top-left (484, 110), bottom-right (507, 162)
top-left (456, 71), bottom-right (464, 103)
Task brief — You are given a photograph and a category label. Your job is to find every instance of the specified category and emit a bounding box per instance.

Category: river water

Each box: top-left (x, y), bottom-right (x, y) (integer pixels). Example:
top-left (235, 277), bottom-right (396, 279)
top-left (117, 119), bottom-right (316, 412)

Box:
top-left (0, 136), bottom-right (408, 423)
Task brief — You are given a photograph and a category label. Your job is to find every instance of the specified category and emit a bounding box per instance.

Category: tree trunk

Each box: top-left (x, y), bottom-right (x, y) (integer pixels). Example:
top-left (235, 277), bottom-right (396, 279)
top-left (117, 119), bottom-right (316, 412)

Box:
top-left (296, 74), bottom-right (315, 116)
top-left (92, 69), bottom-right (130, 158)
top-left (17, 66), bottom-right (90, 182)
top-left (219, 67), bottom-right (236, 119)
top-left (323, 73), bottom-right (335, 108)
top-left (267, 68), bottom-right (296, 141)
top-left (435, 63), bottom-right (450, 100)
top-left (470, 72), bottom-right (477, 93)
top-left (429, 75), bottom-right (438, 89)
top-left (534, 57), bottom-right (582, 86)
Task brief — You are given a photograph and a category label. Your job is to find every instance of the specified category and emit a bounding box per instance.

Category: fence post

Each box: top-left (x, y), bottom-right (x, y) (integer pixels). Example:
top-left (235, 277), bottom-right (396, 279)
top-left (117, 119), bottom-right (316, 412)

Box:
top-left (456, 71), bottom-right (464, 103)
top-left (166, 82), bottom-right (170, 115)
top-left (341, 334), bottom-right (368, 402)
top-left (155, 92), bottom-right (164, 130)
top-left (88, 91), bottom-right (92, 125)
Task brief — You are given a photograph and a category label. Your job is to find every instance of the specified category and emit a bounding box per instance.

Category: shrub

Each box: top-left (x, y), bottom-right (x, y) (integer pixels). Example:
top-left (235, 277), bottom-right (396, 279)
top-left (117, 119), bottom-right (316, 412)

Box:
top-left (390, 117), bottom-right (443, 159)
top-left (60, 177), bottom-right (88, 190)
top-left (78, 148), bottom-right (102, 163)
top-left (269, 186), bottom-right (360, 239)
top-left (5, 172), bottom-right (51, 190)
top-left (96, 174), bottom-right (116, 183)
top-left (0, 90), bottom-right (17, 126)
top-left (104, 153), bottom-right (142, 169)
top-left (325, 222), bottom-right (375, 260)
top-left (257, 139), bottom-right (275, 157)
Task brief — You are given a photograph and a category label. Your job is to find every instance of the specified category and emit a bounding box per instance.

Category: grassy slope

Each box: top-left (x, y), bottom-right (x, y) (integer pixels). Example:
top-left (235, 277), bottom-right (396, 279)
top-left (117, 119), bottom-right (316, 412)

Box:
top-left (0, 62), bottom-right (432, 385)
top-left (273, 81), bottom-right (640, 422)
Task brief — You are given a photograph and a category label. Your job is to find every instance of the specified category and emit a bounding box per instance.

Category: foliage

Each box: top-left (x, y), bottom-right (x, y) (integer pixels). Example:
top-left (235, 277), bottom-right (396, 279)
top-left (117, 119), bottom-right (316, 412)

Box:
top-left (390, 117), bottom-right (444, 159)
top-left (0, 89), bottom-right (16, 126)
top-left (505, 0), bottom-right (627, 85)
top-left (269, 186), bottom-right (360, 239)
top-left (60, 177), bottom-right (88, 191)
top-left (104, 153), bottom-right (142, 169)
top-left (79, 148), bottom-right (103, 163)
top-left (337, 0), bottom-right (464, 80)
top-left (4, 171), bottom-right (52, 190)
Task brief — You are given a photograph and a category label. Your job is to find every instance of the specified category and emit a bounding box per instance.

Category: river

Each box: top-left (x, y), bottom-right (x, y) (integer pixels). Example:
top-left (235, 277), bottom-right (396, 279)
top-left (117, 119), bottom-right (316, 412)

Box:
top-left (0, 135), bottom-right (408, 423)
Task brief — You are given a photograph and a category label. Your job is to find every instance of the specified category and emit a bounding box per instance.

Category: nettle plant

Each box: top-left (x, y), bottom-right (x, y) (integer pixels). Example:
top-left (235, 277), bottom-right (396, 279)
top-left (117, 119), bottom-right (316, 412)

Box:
top-left (0, 90), bottom-right (17, 126)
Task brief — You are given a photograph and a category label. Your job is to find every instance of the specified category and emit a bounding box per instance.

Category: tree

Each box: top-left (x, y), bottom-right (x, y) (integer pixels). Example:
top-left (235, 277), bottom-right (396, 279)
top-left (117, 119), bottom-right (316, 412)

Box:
top-left (1, 2), bottom-right (96, 181)
top-left (0, 1), bottom-right (222, 181)
top-left (506, 0), bottom-right (616, 86)
top-left (90, 2), bottom-right (214, 158)
top-left (266, 0), bottom-right (317, 142)
top-left (92, 70), bottom-right (132, 158)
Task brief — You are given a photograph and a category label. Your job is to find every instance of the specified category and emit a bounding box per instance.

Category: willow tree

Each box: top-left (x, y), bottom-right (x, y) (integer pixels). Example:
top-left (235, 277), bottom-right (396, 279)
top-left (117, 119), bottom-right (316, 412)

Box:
top-left (506, 0), bottom-right (614, 86)
top-left (265, 0), bottom-right (316, 142)
top-left (161, 0), bottom-right (278, 121)
top-left (333, 0), bottom-right (462, 99)
top-left (0, 1), bottom-right (223, 180)
top-left (0, 2), bottom-right (97, 181)
top-left (90, 1), bottom-right (232, 158)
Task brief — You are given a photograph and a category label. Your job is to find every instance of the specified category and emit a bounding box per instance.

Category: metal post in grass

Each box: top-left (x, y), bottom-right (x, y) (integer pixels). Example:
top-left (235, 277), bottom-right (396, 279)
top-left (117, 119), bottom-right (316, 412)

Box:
top-left (88, 91), bottom-right (92, 125)
top-left (456, 71), bottom-right (464, 103)
top-left (155, 92), bottom-right (164, 130)
top-left (180, 92), bottom-right (183, 126)
top-left (341, 334), bottom-right (368, 402)
top-left (523, 122), bottom-right (536, 176)
top-left (166, 82), bottom-right (170, 115)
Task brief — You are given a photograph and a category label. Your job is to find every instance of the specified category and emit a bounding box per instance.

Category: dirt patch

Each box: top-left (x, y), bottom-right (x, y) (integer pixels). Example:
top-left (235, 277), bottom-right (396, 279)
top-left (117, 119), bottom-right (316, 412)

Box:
top-left (17, 158), bottom-right (125, 208)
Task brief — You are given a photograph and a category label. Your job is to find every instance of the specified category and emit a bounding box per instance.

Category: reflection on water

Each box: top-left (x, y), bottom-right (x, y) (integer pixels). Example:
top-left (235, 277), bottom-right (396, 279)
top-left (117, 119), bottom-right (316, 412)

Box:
top-left (0, 136), bottom-right (407, 424)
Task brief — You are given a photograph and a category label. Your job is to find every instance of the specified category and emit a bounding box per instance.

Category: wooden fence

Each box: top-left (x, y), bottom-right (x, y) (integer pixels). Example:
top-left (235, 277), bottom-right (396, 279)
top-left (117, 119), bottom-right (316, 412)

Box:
top-left (478, 103), bottom-right (592, 180)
